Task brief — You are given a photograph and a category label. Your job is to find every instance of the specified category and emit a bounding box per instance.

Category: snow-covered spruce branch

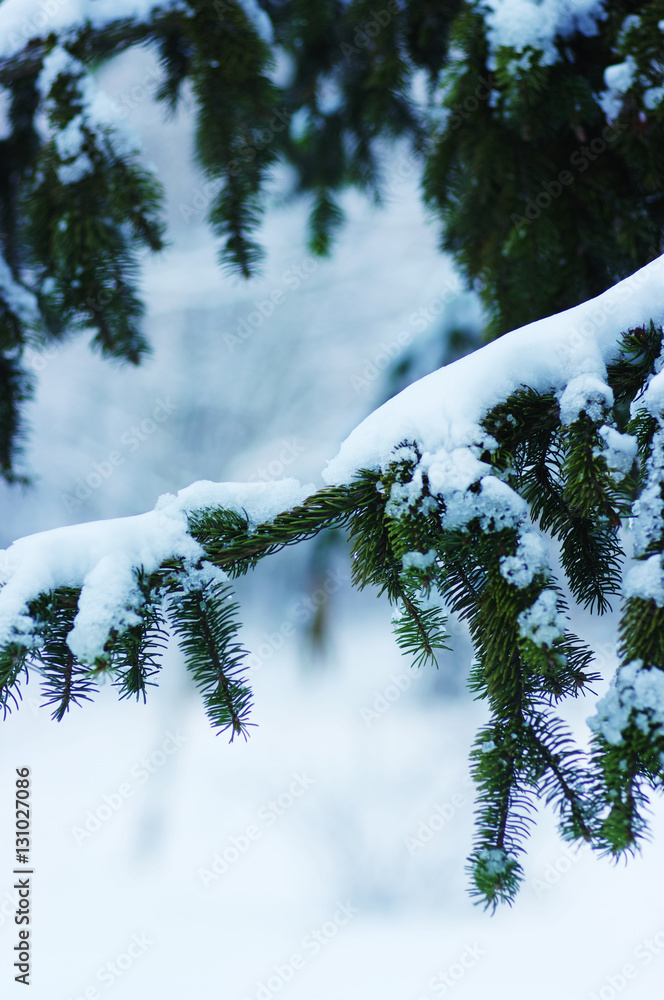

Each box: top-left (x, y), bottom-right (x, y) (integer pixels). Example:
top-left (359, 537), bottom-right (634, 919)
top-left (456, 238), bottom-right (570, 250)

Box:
top-left (0, 5), bottom-right (182, 86)
top-left (5, 256), bottom-right (664, 906)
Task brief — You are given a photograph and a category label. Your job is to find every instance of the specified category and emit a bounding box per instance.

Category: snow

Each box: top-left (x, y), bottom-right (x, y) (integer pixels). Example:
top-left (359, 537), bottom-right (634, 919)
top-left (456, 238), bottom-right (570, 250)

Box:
top-left (438, 468), bottom-right (526, 533)
top-left (54, 113), bottom-right (86, 159)
top-left (600, 57), bottom-right (638, 122)
top-left (401, 550), bottom-right (437, 573)
top-left (624, 554), bottom-right (664, 608)
top-left (0, 0), bottom-right (267, 60)
top-left (38, 45), bottom-right (142, 169)
top-left (0, 1), bottom-right (184, 58)
top-left (628, 425), bottom-right (664, 557)
top-left (68, 553), bottom-right (147, 662)
top-left (36, 45), bottom-right (72, 98)
top-left (596, 425), bottom-right (638, 483)
top-left (625, 375), bottom-right (664, 601)
top-left (0, 254), bottom-right (40, 328)
top-left (558, 373), bottom-right (613, 425)
top-left (644, 85), bottom-right (664, 111)
top-left (236, 0), bottom-right (274, 42)
top-left (637, 366), bottom-right (664, 417)
top-left (629, 373), bottom-right (664, 568)
top-left (589, 659), bottom-right (664, 745)
top-left (604, 58), bottom-right (638, 95)
top-left (57, 153), bottom-right (94, 185)
top-left (477, 846), bottom-right (516, 876)
top-left (161, 477), bottom-right (315, 523)
top-left (0, 478), bottom-right (313, 663)
top-left (323, 254), bottom-right (664, 486)
top-left (481, 0), bottom-right (606, 69)
top-left (500, 530), bottom-right (549, 589)
top-left (517, 589), bottom-right (566, 647)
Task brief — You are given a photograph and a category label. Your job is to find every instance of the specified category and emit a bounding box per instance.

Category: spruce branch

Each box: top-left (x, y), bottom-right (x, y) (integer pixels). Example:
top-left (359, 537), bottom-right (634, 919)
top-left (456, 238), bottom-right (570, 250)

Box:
top-left (167, 580), bottom-right (253, 741)
top-left (193, 477), bottom-right (378, 571)
top-left (34, 588), bottom-right (98, 721)
top-left (108, 579), bottom-right (168, 703)
top-left (523, 713), bottom-right (594, 842)
top-left (392, 592), bottom-right (450, 670)
top-left (0, 642), bottom-right (29, 718)
top-left (467, 722), bottom-right (534, 910)
top-left (0, 12), bottom-right (182, 87)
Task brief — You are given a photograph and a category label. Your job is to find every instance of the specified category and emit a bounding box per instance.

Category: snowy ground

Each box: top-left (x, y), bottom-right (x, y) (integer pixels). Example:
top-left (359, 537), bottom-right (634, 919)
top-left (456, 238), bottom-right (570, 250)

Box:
top-left (1, 24), bottom-right (664, 1000)
top-left (2, 607), bottom-right (664, 1000)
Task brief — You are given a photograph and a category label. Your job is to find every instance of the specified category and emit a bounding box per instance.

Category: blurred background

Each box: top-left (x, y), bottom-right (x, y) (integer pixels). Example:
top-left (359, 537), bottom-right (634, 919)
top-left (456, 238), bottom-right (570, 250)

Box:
top-left (1, 6), bottom-right (664, 999)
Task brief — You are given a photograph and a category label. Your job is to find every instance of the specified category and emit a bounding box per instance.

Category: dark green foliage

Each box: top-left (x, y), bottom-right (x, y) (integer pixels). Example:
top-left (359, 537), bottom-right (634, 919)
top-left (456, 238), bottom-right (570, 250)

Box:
top-left (2, 3), bottom-right (664, 477)
top-left (392, 598), bottom-right (450, 670)
top-left (32, 588), bottom-right (98, 721)
top-left (422, 2), bottom-right (664, 339)
top-left (108, 573), bottom-right (168, 703)
top-left (483, 385), bottom-right (629, 614)
top-left (436, 518), bottom-right (597, 909)
top-left (26, 54), bottom-right (166, 363)
top-left (559, 414), bottom-right (626, 614)
top-left (0, 641), bottom-right (29, 717)
top-left (586, 325), bottom-right (664, 856)
top-left (167, 579), bottom-right (253, 740)
top-left (191, 477), bottom-right (378, 573)
top-left (607, 322), bottom-right (663, 416)
top-left (184, 1), bottom-right (279, 276)
top-left (308, 190), bottom-right (344, 257)
top-left (0, 354), bottom-right (33, 483)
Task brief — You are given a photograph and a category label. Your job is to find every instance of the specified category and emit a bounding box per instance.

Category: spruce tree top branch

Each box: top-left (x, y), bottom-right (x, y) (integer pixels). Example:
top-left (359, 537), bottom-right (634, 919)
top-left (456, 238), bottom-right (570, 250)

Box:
top-left (1, 252), bottom-right (664, 662)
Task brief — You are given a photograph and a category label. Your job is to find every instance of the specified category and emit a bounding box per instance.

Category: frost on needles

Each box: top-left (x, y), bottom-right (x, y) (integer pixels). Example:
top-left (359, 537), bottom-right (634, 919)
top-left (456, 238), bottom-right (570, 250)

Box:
top-left (5, 256), bottom-right (664, 908)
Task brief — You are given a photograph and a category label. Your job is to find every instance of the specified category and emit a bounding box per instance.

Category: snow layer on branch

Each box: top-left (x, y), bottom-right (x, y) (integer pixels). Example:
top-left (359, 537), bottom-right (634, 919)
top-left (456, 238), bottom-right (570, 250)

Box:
top-left (600, 57), bottom-right (638, 122)
top-left (401, 550), bottom-right (436, 573)
top-left (0, 478), bottom-right (312, 662)
top-left (38, 45), bottom-right (142, 172)
top-left (628, 425), bottom-right (664, 557)
top-left (435, 465), bottom-right (526, 532)
top-left (597, 425), bottom-right (638, 483)
top-left (589, 660), bottom-right (664, 745)
top-left (558, 373), bottom-right (613, 425)
top-left (477, 846), bottom-right (516, 876)
top-left (624, 555), bottom-right (664, 608)
top-left (518, 589), bottom-right (566, 647)
top-left (0, 1), bottom-right (186, 59)
top-left (500, 531), bottom-right (549, 589)
top-left (480, 0), bottom-right (605, 68)
top-left (0, 254), bottom-right (40, 328)
top-left (324, 254), bottom-right (664, 485)
top-left (154, 478), bottom-right (313, 523)
top-left (637, 368), bottom-right (664, 417)
top-left (0, 1), bottom-right (266, 60)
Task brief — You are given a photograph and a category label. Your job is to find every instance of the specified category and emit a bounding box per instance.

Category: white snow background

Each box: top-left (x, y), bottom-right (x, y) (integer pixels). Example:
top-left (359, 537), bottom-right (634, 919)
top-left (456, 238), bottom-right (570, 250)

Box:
top-left (1, 12), bottom-right (664, 1000)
